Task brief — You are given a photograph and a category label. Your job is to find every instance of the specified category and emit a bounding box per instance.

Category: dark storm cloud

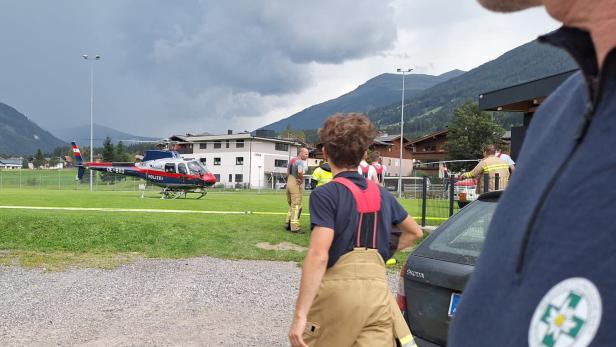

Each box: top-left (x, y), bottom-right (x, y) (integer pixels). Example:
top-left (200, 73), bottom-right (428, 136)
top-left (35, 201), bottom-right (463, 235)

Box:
top-left (0, 1), bottom-right (397, 136)
top-left (112, 0), bottom-right (397, 95)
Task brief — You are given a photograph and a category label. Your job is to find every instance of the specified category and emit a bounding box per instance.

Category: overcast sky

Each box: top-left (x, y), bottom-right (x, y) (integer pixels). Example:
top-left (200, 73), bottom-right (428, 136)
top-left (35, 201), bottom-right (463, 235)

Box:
top-left (0, 1), bottom-right (560, 138)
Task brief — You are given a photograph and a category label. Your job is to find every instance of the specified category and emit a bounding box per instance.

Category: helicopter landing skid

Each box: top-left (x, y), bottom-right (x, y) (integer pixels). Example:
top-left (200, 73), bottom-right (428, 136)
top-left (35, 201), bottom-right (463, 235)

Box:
top-left (160, 188), bottom-right (207, 200)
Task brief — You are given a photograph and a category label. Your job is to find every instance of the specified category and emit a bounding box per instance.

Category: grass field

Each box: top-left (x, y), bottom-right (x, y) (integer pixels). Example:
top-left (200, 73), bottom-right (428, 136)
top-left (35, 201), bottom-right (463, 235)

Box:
top-left (0, 187), bottom-right (432, 270)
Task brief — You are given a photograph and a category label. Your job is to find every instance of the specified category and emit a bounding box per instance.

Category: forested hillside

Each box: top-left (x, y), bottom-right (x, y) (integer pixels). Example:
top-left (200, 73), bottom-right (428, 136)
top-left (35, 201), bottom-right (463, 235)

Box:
top-left (368, 40), bottom-right (577, 137)
top-left (260, 70), bottom-right (465, 131)
top-left (0, 103), bottom-right (65, 156)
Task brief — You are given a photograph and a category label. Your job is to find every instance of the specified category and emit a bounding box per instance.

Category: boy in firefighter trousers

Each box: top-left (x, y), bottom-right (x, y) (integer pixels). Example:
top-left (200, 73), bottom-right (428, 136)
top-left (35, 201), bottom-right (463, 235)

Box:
top-left (289, 113), bottom-right (424, 347)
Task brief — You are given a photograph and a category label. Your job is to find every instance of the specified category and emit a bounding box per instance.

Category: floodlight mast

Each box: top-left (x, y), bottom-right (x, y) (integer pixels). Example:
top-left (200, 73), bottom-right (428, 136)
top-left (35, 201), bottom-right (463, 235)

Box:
top-left (396, 68), bottom-right (413, 199)
top-left (83, 54), bottom-right (101, 191)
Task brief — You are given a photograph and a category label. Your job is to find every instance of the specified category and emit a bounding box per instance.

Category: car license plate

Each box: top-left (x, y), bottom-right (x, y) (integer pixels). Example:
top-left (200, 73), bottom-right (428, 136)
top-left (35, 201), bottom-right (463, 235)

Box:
top-left (448, 292), bottom-right (461, 317)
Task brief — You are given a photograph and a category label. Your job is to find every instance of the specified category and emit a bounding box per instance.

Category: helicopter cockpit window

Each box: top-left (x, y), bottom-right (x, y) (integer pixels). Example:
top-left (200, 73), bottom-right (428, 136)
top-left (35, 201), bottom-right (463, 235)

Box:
top-left (187, 161), bottom-right (206, 175)
top-left (177, 163), bottom-right (188, 175)
top-left (164, 163), bottom-right (176, 173)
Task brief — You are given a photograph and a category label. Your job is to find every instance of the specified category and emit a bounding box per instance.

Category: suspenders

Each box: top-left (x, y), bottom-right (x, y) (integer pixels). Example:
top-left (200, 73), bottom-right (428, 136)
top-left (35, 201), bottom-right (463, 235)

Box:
top-left (333, 177), bottom-right (381, 249)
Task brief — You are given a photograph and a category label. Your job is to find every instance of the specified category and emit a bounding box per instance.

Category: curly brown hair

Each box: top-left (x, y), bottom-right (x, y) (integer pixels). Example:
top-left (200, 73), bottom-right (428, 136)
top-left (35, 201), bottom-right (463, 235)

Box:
top-left (318, 113), bottom-right (377, 168)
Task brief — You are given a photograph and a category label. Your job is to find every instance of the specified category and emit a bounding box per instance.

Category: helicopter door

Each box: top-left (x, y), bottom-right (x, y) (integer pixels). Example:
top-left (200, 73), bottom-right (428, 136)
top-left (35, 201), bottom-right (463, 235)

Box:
top-left (177, 163), bottom-right (188, 184)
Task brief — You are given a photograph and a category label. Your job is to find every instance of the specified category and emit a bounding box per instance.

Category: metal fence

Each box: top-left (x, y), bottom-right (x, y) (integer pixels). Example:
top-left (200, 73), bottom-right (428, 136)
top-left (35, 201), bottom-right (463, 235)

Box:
top-left (0, 169), bottom-right (506, 225)
top-left (0, 169), bottom-right (290, 193)
top-left (385, 174), bottom-right (507, 226)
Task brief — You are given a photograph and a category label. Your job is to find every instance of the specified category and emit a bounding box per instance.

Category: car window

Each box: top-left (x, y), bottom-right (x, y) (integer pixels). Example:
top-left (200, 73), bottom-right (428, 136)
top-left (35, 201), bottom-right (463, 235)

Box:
top-left (414, 199), bottom-right (498, 265)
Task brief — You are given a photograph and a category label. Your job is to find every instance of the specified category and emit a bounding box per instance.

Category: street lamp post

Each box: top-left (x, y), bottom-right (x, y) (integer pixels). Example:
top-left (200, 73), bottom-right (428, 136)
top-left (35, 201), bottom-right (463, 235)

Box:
top-left (83, 54), bottom-right (101, 192)
top-left (396, 68), bottom-right (413, 198)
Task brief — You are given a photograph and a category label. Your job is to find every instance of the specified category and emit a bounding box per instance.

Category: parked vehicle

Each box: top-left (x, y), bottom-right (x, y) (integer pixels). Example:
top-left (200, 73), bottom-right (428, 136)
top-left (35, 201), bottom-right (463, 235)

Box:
top-left (453, 178), bottom-right (478, 208)
top-left (397, 191), bottom-right (501, 347)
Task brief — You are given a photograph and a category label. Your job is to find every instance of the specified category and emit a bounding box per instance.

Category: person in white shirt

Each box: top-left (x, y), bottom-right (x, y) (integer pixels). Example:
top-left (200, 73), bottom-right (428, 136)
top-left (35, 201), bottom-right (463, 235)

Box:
top-left (495, 145), bottom-right (515, 173)
top-left (358, 152), bottom-right (379, 183)
top-left (370, 151), bottom-right (387, 186)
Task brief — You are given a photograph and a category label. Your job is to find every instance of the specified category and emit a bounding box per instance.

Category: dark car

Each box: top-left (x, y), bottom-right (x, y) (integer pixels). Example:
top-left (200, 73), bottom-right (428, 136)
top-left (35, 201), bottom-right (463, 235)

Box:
top-left (397, 191), bottom-right (501, 347)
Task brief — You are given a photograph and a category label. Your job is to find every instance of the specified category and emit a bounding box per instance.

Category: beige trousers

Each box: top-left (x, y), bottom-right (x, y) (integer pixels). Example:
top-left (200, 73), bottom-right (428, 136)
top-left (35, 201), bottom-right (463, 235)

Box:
top-left (303, 248), bottom-right (415, 347)
top-left (286, 176), bottom-right (303, 231)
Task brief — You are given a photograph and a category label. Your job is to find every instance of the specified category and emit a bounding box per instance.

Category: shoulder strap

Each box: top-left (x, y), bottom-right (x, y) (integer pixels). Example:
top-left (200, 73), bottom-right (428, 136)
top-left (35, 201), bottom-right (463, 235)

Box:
top-left (333, 177), bottom-right (381, 213)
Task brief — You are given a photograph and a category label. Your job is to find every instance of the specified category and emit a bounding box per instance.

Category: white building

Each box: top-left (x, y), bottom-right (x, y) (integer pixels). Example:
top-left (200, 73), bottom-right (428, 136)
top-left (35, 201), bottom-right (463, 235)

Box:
top-left (165, 131), bottom-right (304, 189)
top-left (0, 158), bottom-right (22, 169)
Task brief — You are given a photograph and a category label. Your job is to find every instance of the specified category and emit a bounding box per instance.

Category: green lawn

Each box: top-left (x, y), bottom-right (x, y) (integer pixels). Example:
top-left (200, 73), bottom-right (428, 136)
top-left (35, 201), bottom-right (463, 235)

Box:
top-left (0, 187), bottom-right (436, 270)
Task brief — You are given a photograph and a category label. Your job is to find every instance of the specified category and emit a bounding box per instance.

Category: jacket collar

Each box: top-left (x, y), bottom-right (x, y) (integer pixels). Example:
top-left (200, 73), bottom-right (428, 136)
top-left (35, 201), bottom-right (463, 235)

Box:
top-left (539, 26), bottom-right (616, 101)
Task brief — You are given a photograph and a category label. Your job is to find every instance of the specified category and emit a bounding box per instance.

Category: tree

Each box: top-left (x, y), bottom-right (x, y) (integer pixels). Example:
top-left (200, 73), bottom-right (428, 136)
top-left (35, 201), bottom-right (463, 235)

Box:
top-left (21, 158), bottom-right (29, 169)
top-left (33, 149), bottom-right (45, 169)
top-left (281, 125), bottom-right (306, 142)
top-left (101, 137), bottom-right (115, 161)
top-left (444, 101), bottom-right (505, 172)
top-left (100, 137), bottom-right (117, 183)
top-left (115, 141), bottom-right (130, 162)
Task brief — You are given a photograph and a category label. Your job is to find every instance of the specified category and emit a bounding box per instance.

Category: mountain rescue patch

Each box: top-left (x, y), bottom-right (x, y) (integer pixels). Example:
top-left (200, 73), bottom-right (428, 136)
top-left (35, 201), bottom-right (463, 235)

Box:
top-left (528, 277), bottom-right (602, 347)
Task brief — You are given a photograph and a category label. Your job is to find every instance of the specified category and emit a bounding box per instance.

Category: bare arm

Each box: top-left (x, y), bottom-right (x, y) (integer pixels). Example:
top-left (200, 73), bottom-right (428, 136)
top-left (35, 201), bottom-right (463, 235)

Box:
top-left (296, 164), bottom-right (304, 185)
top-left (289, 227), bottom-right (334, 347)
top-left (396, 216), bottom-right (424, 251)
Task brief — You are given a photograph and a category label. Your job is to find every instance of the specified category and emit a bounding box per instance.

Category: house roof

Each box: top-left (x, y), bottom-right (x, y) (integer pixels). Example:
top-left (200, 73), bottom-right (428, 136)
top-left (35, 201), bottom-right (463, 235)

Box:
top-left (163, 133), bottom-right (304, 147)
top-left (408, 129), bottom-right (448, 145)
top-left (478, 69), bottom-right (578, 112)
top-left (374, 134), bottom-right (410, 144)
top-left (0, 159), bottom-right (22, 166)
top-left (372, 140), bottom-right (393, 147)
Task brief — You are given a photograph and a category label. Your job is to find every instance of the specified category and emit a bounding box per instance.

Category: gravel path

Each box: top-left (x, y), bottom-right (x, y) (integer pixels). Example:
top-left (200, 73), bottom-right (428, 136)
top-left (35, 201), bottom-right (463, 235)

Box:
top-left (0, 257), bottom-right (400, 347)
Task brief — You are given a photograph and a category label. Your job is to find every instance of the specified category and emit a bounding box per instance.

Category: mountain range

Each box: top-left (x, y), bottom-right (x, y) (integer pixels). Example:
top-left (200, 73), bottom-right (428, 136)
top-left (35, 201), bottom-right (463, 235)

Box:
top-left (368, 40), bottom-right (577, 136)
top-left (261, 39), bottom-right (577, 137)
top-left (261, 70), bottom-right (466, 132)
top-left (51, 124), bottom-right (159, 148)
top-left (0, 102), bottom-right (158, 156)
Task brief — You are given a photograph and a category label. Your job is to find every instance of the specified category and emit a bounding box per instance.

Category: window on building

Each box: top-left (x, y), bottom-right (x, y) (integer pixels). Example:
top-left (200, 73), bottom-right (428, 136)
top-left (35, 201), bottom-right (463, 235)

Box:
top-left (199, 143), bottom-right (207, 149)
top-left (214, 157), bottom-right (221, 165)
top-left (236, 157), bottom-right (244, 165)
top-left (275, 159), bottom-right (288, 168)
top-left (225, 140), bottom-right (230, 148)
top-left (275, 143), bottom-right (289, 152)
top-left (177, 163), bottom-right (188, 174)
top-left (214, 141), bottom-right (221, 149)
top-left (228, 174), bottom-right (233, 182)
top-left (214, 174), bottom-right (220, 181)
top-left (236, 140), bottom-right (244, 148)
top-left (200, 158), bottom-right (206, 164)
top-left (235, 174), bottom-right (243, 183)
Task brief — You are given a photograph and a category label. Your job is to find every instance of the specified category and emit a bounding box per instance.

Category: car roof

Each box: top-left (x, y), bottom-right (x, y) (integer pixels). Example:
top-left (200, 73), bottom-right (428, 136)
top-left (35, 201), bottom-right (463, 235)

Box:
top-left (478, 190), bottom-right (502, 201)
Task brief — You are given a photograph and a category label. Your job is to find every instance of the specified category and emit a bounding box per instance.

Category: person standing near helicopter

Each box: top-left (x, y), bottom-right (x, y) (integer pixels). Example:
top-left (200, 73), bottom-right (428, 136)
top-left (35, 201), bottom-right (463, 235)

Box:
top-left (286, 147), bottom-right (309, 233)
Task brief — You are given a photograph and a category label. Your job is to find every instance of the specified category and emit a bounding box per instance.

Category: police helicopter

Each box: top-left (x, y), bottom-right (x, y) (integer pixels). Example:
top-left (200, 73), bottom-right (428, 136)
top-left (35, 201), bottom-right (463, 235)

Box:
top-left (71, 142), bottom-right (216, 199)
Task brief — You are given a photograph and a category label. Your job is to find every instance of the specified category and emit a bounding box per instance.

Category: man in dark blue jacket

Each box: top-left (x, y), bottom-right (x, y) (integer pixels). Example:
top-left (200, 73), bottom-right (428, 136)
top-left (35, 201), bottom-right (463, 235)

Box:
top-left (449, 1), bottom-right (616, 346)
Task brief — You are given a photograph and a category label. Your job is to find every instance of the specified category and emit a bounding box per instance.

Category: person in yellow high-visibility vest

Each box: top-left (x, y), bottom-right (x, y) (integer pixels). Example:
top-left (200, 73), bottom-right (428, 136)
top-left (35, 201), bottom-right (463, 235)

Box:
top-left (460, 144), bottom-right (510, 193)
top-left (311, 161), bottom-right (333, 188)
